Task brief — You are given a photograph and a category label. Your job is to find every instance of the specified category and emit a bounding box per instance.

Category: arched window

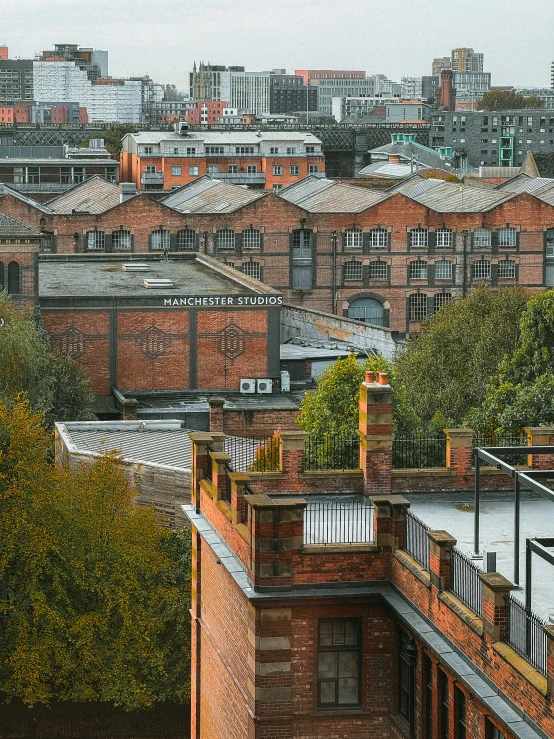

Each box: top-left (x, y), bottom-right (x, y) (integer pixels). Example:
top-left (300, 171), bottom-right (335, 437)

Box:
top-left (348, 297), bottom-right (385, 326)
top-left (344, 228), bottom-right (363, 249)
top-left (369, 228), bottom-right (388, 249)
top-left (369, 260), bottom-right (388, 280)
top-left (409, 259), bottom-right (428, 280)
top-left (216, 229), bottom-right (236, 250)
top-left (408, 228), bottom-right (428, 248)
top-left (435, 260), bottom-right (452, 280)
top-left (112, 229), bottom-right (132, 250)
top-left (343, 261), bottom-right (362, 281)
top-left (85, 230), bottom-right (105, 250)
top-left (498, 227), bottom-right (517, 248)
top-left (7, 261), bottom-right (19, 295)
top-left (242, 228), bottom-right (261, 249)
top-left (434, 293), bottom-right (452, 313)
top-left (498, 259), bottom-right (516, 279)
top-left (150, 229), bottom-right (170, 250)
top-left (472, 259), bottom-right (491, 280)
top-left (436, 228), bottom-right (453, 248)
top-left (473, 228), bottom-right (491, 248)
top-left (408, 294), bottom-right (428, 322)
top-left (176, 229), bottom-right (197, 251)
top-left (241, 262), bottom-right (261, 280)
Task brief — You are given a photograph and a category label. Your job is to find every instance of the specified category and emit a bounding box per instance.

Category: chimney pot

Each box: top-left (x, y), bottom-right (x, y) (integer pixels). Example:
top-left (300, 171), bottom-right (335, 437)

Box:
top-left (378, 372), bottom-right (389, 385)
top-left (365, 371), bottom-right (375, 383)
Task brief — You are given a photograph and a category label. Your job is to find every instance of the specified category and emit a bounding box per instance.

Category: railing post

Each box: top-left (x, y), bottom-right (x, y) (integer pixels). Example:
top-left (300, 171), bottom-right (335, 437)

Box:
top-left (229, 471), bottom-right (251, 524)
top-left (188, 432), bottom-right (214, 511)
top-left (525, 427), bottom-right (554, 469)
top-left (208, 396), bottom-right (225, 433)
top-left (427, 530), bottom-right (457, 591)
top-left (279, 431), bottom-right (306, 478)
top-left (359, 371), bottom-right (393, 496)
top-left (544, 625), bottom-right (554, 695)
top-left (209, 450), bottom-right (232, 502)
top-left (479, 572), bottom-right (514, 642)
top-left (444, 428), bottom-right (474, 477)
top-left (371, 495), bottom-right (410, 552)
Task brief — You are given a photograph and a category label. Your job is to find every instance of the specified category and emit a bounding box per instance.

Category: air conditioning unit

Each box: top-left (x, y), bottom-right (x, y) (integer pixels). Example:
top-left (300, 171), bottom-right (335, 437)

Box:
top-left (280, 370), bottom-right (291, 393)
top-left (257, 379), bottom-right (273, 394)
top-left (240, 379), bottom-right (256, 394)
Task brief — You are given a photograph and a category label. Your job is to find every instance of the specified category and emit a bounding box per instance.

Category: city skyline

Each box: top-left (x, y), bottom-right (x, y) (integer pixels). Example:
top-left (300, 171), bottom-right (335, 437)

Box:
top-left (2, 0), bottom-right (552, 91)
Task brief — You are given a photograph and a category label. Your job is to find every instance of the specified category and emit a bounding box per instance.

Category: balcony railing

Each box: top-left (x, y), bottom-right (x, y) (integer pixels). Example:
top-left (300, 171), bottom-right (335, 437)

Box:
top-left (506, 595), bottom-right (547, 675)
top-left (303, 498), bottom-right (373, 546)
top-left (141, 172), bottom-right (164, 185)
top-left (405, 510), bottom-right (430, 569)
top-left (211, 172), bottom-right (266, 185)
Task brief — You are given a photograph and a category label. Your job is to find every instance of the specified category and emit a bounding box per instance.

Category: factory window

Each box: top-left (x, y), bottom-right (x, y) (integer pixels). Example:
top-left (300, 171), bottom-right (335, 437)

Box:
top-left (150, 229), bottom-right (170, 251)
top-left (369, 260), bottom-right (388, 280)
top-left (216, 229), bottom-right (236, 250)
top-left (435, 260), bottom-right (452, 279)
top-left (241, 261), bottom-right (261, 280)
top-left (473, 228), bottom-right (491, 247)
top-left (7, 261), bottom-right (19, 295)
top-left (436, 228), bottom-right (453, 248)
top-left (344, 228), bottom-right (363, 249)
top-left (290, 165), bottom-right (300, 175)
top-left (409, 259), bottom-right (428, 280)
top-left (171, 166), bottom-right (182, 176)
top-left (369, 228), bottom-right (388, 249)
top-left (498, 259), bottom-right (516, 279)
top-left (409, 227), bottom-right (428, 248)
top-left (273, 165), bottom-right (282, 176)
top-left (242, 228), bottom-right (261, 249)
top-left (176, 229), bottom-right (197, 251)
top-left (498, 227), bottom-right (517, 247)
top-left (112, 229), bottom-right (132, 250)
top-left (317, 619), bottom-right (361, 708)
top-left (408, 293), bottom-right (428, 322)
top-left (434, 292), bottom-right (452, 313)
top-left (472, 259), bottom-right (491, 280)
top-left (86, 230), bottom-right (105, 250)
top-left (344, 261), bottom-right (362, 281)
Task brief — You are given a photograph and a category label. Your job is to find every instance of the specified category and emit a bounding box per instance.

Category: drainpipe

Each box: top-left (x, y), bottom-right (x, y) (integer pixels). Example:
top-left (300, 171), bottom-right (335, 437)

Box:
top-left (332, 230), bottom-right (338, 314)
top-left (462, 230), bottom-right (468, 298)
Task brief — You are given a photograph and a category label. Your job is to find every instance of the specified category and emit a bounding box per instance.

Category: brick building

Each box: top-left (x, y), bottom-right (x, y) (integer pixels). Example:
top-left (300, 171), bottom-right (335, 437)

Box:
top-left (2, 171), bottom-right (554, 336)
top-left (183, 373), bottom-right (554, 739)
top-left (119, 129), bottom-right (325, 191)
top-left (0, 212), bottom-right (42, 299)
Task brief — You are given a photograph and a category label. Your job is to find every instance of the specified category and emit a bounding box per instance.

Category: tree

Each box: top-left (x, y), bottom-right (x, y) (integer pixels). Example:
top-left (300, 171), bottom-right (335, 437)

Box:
top-left (394, 288), bottom-right (528, 430)
top-left (87, 125), bottom-right (141, 159)
top-left (0, 293), bottom-right (94, 426)
top-left (0, 398), bottom-right (190, 709)
top-left (478, 90), bottom-right (544, 110)
top-left (163, 84), bottom-right (184, 101)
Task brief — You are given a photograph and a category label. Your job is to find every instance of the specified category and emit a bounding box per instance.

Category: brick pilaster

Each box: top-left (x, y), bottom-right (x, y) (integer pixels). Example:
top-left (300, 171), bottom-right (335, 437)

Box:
top-left (427, 530), bottom-right (457, 591)
top-left (208, 396), bottom-right (225, 432)
top-left (279, 431), bottom-right (306, 479)
top-left (479, 572), bottom-right (514, 641)
top-left (525, 427), bottom-right (554, 470)
top-left (229, 471), bottom-right (251, 524)
top-left (371, 494), bottom-right (410, 552)
top-left (209, 431), bottom-right (226, 452)
top-left (359, 371), bottom-right (393, 496)
top-left (544, 625), bottom-right (554, 696)
top-left (444, 428), bottom-right (474, 476)
top-left (208, 450), bottom-right (231, 502)
top-left (188, 432), bottom-right (213, 510)
top-left (121, 397), bottom-right (138, 420)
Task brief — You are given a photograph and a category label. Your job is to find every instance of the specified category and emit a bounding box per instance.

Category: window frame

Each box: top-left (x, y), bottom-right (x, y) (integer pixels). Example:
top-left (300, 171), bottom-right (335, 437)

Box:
top-left (409, 227), bottom-right (428, 249)
top-left (343, 260), bottom-right (363, 281)
top-left (472, 259), bottom-right (492, 280)
top-left (86, 230), bottom-right (105, 251)
top-left (242, 228), bottom-right (261, 250)
top-left (273, 165), bottom-right (283, 176)
top-left (473, 228), bottom-right (492, 248)
top-left (436, 227), bottom-right (453, 248)
top-left (369, 260), bottom-right (388, 281)
top-left (497, 227), bottom-right (517, 248)
top-left (216, 229), bottom-right (236, 250)
top-left (112, 228), bottom-right (132, 251)
top-left (317, 618), bottom-right (362, 710)
top-left (150, 229), bottom-right (170, 251)
top-left (369, 228), bottom-right (389, 249)
top-left (171, 165), bottom-right (182, 176)
top-left (435, 259), bottom-right (453, 280)
top-left (409, 259), bottom-right (428, 280)
top-left (498, 259), bottom-right (516, 279)
top-left (176, 229), bottom-right (197, 251)
top-left (241, 261), bottom-right (261, 280)
top-left (408, 293), bottom-right (428, 322)
top-left (344, 228), bottom-right (363, 249)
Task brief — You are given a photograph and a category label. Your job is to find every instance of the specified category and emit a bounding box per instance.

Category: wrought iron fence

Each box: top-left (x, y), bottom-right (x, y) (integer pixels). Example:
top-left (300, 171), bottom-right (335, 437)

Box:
top-left (224, 435), bottom-right (280, 473)
top-left (303, 498), bottom-right (373, 545)
top-left (473, 433), bottom-right (528, 467)
top-left (405, 510), bottom-right (431, 569)
top-left (450, 548), bottom-right (483, 616)
top-left (304, 435), bottom-right (360, 471)
top-left (392, 436), bottom-right (447, 470)
top-left (205, 445), bottom-right (214, 481)
top-left (223, 464), bottom-right (232, 504)
top-left (506, 595), bottom-right (547, 674)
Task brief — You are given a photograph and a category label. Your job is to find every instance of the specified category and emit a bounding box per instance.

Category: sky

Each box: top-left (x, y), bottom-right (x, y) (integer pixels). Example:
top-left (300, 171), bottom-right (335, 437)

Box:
top-left (2, 0), bottom-right (552, 91)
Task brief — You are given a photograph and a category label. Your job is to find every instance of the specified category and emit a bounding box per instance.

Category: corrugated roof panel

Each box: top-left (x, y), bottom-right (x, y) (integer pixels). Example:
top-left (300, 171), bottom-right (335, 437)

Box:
top-left (161, 178), bottom-right (265, 213)
top-left (405, 180), bottom-right (516, 213)
top-left (279, 176), bottom-right (335, 204)
top-left (47, 176), bottom-right (121, 214)
top-left (0, 213), bottom-right (43, 237)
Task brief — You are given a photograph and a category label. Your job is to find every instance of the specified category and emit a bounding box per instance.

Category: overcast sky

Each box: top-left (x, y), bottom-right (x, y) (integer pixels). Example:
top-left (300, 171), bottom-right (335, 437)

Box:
top-left (2, 0), bottom-right (552, 90)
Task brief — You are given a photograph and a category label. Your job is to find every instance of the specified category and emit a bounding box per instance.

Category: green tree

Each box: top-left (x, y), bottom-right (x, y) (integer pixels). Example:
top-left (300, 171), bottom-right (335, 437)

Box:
top-left (394, 288), bottom-right (528, 429)
top-left (87, 125), bottom-right (141, 159)
top-left (478, 90), bottom-right (545, 110)
top-left (0, 398), bottom-right (190, 709)
top-left (163, 84), bottom-right (184, 101)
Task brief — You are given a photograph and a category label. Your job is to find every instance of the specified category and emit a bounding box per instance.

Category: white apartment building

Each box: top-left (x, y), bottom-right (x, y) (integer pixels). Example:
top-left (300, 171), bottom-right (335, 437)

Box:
top-left (400, 77), bottom-right (423, 100)
top-left (220, 71), bottom-right (271, 115)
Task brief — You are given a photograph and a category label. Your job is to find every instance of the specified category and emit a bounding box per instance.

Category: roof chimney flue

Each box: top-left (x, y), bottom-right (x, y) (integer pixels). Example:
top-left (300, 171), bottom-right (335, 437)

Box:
top-left (119, 182), bottom-right (137, 203)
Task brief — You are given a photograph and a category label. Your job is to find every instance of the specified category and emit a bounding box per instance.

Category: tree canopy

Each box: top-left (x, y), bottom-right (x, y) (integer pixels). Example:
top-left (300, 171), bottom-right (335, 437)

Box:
top-left (87, 125), bottom-right (141, 159)
top-left (0, 294), bottom-right (94, 427)
top-left (477, 90), bottom-right (545, 110)
top-left (0, 398), bottom-right (190, 709)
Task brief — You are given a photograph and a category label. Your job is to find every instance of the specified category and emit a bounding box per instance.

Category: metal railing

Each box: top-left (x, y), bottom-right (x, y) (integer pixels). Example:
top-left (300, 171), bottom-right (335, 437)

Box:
top-left (506, 595), bottom-right (547, 674)
top-left (223, 464), bottom-right (232, 505)
top-left (224, 435), bottom-right (280, 473)
top-left (303, 498), bottom-right (373, 546)
top-left (473, 433), bottom-right (528, 467)
top-left (405, 510), bottom-right (431, 569)
top-left (392, 436), bottom-right (447, 470)
top-left (205, 445), bottom-right (214, 482)
top-left (304, 435), bottom-right (360, 471)
top-left (451, 548), bottom-right (483, 616)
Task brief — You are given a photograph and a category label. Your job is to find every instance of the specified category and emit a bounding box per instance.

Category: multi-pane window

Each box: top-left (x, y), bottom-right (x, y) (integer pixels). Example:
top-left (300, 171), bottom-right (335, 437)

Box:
top-left (498, 259), bottom-right (516, 278)
top-left (246, 164), bottom-right (257, 174)
top-left (269, 146), bottom-right (279, 154)
top-left (369, 260), bottom-right (388, 280)
top-left (207, 146), bottom-right (225, 155)
top-left (369, 228), bottom-right (388, 249)
top-left (344, 261), bottom-right (362, 281)
top-left (171, 166), bottom-right (182, 176)
top-left (472, 259), bottom-right (491, 280)
top-left (242, 229), bottom-right (261, 249)
top-left (41, 233), bottom-right (55, 253)
top-left (150, 229), bottom-right (170, 250)
top-left (309, 164), bottom-right (319, 174)
top-left (398, 630), bottom-right (416, 727)
top-left (235, 146), bottom-right (255, 154)
top-left (189, 166), bottom-right (199, 176)
top-left (436, 227), bottom-right (453, 248)
top-left (473, 228), bottom-right (492, 247)
top-left (409, 227), bottom-right (428, 248)
top-left (241, 262), bottom-right (261, 280)
top-left (485, 720), bottom-right (506, 739)
top-left (409, 294), bottom-right (428, 321)
top-left (439, 669), bottom-right (449, 739)
top-left (409, 259), bottom-right (428, 280)
top-left (286, 146), bottom-right (296, 154)
top-left (498, 227), bottom-right (517, 247)
top-left (344, 228), bottom-right (363, 249)
top-left (216, 229), bottom-right (236, 250)
top-left (455, 686), bottom-right (467, 739)
top-left (86, 230), bottom-right (105, 250)
top-left (112, 229), bottom-right (132, 250)
top-left (273, 165), bottom-right (282, 176)
top-left (273, 184), bottom-right (283, 192)
top-left (317, 619), bottom-right (361, 708)
top-left (290, 165), bottom-right (300, 175)
top-left (435, 260), bottom-right (453, 279)
top-left (207, 164), bottom-right (219, 175)
top-left (434, 293), bottom-right (452, 313)
top-left (228, 164), bottom-right (238, 173)
top-left (176, 229), bottom-right (196, 251)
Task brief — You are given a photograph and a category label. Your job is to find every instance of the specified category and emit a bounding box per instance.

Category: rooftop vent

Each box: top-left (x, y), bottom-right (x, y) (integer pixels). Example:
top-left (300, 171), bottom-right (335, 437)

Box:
top-left (213, 201), bottom-right (230, 211)
top-left (122, 263), bottom-right (149, 271)
top-left (143, 279), bottom-right (174, 289)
